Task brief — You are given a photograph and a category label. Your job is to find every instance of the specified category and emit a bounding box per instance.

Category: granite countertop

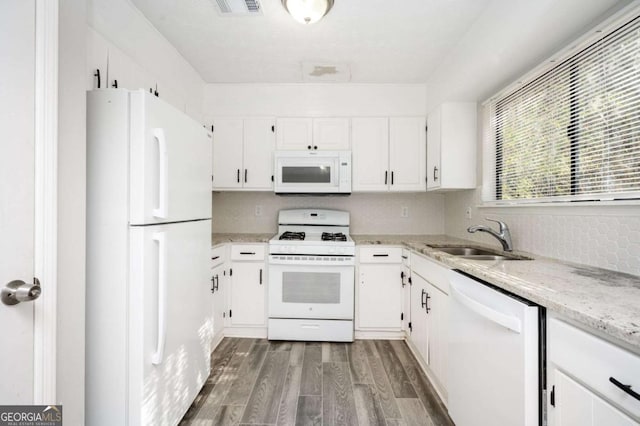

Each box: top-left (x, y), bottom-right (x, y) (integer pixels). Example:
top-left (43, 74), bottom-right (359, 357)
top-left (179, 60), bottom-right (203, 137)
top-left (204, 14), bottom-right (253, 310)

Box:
top-left (211, 233), bottom-right (273, 246)
top-left (212, 232), bottom-right (640, 351)
top-left (354, 234), bottom-right (640, 351)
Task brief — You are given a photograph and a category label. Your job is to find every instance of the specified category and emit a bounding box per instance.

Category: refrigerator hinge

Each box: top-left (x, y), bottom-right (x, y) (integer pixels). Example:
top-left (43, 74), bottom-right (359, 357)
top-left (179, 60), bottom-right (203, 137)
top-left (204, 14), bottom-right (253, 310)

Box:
top-left (550, 385), bottom-right (555, 407)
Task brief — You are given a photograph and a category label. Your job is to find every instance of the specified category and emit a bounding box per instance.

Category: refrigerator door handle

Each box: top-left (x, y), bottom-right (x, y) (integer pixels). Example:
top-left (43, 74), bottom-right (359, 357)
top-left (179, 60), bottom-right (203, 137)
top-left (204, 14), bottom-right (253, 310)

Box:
top-left (152, 128), bottom-right (168, 219)
top-left (450, 283), bottom-right (522, 333)
top-left (151, 232), bottom-right (167, 365)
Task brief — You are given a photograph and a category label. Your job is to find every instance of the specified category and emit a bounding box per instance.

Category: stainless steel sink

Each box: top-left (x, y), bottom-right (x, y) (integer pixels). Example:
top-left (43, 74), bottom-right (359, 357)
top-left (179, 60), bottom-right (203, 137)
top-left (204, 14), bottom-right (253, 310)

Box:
top-left (433, 247), bottom-right (497, 256)
top-left (427, 245), bottom-right (532, 261)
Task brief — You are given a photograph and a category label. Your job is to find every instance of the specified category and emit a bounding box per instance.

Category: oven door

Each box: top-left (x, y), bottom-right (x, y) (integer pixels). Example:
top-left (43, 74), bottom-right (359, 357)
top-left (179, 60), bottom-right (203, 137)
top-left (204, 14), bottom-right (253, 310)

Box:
top-left (268, 260), bottom-right (354, 320)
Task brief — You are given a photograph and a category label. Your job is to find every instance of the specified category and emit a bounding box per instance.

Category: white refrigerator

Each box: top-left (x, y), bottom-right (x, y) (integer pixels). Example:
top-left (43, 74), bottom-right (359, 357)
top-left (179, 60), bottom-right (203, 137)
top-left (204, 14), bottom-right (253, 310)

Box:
top-left (86, 89), bottom-right (212, 426)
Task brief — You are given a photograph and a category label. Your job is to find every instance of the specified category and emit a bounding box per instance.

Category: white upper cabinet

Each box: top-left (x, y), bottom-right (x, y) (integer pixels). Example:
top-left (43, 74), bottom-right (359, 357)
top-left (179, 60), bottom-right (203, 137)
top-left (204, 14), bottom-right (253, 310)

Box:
top-left (212, 118), bottom-right (275, 191)
top-left (352, 117), bottom-right (426, 192)
top-left (352, 118), bottom-right (390, 192)
top-left (427, 102), bottom-right (477, 191)
top-left (276, 117), bottom-right (350, 151)
top-left (389, 117), bottom-right (427, 192)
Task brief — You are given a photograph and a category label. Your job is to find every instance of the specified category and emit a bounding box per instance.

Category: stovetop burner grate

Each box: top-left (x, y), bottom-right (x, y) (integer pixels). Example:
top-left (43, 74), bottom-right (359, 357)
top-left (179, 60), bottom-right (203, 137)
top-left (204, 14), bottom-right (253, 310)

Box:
top-left (321, 232), bottom-right (347, 242)
top-left (279, 231), bottom-right (306, 241)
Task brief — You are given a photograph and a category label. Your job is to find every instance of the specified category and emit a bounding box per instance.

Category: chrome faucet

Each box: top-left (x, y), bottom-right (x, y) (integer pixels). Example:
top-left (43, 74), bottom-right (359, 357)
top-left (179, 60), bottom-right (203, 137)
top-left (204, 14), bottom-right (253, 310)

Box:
top-left (467, 218), bottom-right (513, 252)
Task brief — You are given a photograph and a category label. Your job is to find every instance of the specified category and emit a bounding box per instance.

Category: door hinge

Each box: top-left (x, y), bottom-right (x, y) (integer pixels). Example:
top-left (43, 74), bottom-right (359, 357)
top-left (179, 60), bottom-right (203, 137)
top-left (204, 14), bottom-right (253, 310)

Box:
top-left (401, 312), bottom-right (404, 321)
top-left (229, 309), bottom-right (232, 318)
top-left (271, 125), bottom-right (275, 132)
top-left (550, 385), bottom-right (555, 407)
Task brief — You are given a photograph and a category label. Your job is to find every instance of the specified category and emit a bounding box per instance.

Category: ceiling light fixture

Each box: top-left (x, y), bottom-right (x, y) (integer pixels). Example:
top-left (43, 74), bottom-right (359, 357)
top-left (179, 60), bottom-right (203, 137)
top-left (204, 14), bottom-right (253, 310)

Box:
top-left (282, 0), bottom-right (334, 24)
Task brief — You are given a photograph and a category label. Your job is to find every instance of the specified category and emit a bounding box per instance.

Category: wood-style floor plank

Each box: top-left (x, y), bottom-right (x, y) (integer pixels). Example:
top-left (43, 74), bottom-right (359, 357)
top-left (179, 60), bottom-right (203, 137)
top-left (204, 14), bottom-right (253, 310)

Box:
top-left (224, 340), bottom-right (269, 405)
top-left (352, 384), bottom-right (386, 426)
top-left (211, 404), bottom-right (245, 426)
top-left (289, 342), bottom-right (305, 367)
top-left (323, 342), bottom-right (348, 362)
top-left (363, 340), bottom-right (401, 419)
top-left (269, 341), bottom-right (293, 351)
top-left (241, 351), bottom-right (291, 424)
top-left (374, 340), bottom-right (418, 398)
top-left (275, 364), bottom-right (302, 426)
top-left (396, 398), bottom-right (434, 426)
top-left (190, 338), bottom-right (254, 422)
top-left (347, 340), bottom-right (372, 384)
top-left (389, 340), bottom-right (453, 426)
top-left (295, 395), bottom-right (322, 426)
top-left (300, 344), bottom-right (322, 396)
top-left (323, 362), bottom-right (359, 426)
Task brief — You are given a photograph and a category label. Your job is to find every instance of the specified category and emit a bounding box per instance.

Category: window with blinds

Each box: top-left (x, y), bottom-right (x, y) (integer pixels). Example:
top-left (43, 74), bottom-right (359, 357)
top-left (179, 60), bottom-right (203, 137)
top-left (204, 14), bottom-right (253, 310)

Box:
top-left (491, 14), bottom-right (640, 203)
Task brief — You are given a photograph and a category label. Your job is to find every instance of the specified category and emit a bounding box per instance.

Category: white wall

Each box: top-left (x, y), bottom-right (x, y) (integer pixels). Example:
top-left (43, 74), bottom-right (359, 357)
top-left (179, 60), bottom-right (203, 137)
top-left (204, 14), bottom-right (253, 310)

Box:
top-left (205, 83), bottom-right (444, 234)
top-left (58, 0), bottom-right (86, 424)
top-left (213, 192), bottom-right (445, 235)
top-left (86, 0), bottom-right (205, 121)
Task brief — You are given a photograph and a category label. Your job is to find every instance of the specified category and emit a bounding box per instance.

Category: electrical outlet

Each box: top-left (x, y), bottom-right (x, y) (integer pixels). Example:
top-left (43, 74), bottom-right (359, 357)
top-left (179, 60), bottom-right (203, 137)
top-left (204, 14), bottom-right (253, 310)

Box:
top-left (401, 206), bottom-right (409, 218)
top-left (466, 206), bottom-right (473, 219)
top-left (255, 205), bottom-right (263, 216)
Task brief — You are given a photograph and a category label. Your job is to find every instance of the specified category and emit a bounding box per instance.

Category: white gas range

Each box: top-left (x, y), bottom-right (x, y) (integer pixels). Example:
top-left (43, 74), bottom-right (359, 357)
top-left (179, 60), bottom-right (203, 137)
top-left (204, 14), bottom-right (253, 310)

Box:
top-left (268, 209), bottom-right (355, 342)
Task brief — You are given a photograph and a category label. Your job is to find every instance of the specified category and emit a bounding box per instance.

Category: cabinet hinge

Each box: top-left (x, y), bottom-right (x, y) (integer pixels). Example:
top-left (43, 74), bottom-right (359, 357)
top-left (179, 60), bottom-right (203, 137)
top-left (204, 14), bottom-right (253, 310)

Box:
top-left (230, 268), bottom-right (233, 276)
top-left (211, 125), bottom-right (214, 132)
top-left (271, 175), bottom-right (274, 182)
top-left (271, 125), bottom-right (275, 132)
top-left (401, 312), bottom-right (404, 321)
top-left (408, 277), bottom-right (412, 285)
top-left (550, 385), bottom-right (555, 407)
top-left (230, 309), bottom-right (232, 318)
top-left (223, 312), bottom-right (226, 318)
top-left (223, 270), bottom-right (226, 276)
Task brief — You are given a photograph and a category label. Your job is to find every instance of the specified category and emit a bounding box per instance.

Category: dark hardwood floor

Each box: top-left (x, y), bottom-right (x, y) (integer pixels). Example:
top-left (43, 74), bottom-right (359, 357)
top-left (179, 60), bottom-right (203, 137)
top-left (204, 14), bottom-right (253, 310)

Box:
top-left (180, 338), bottom-right (453, 426)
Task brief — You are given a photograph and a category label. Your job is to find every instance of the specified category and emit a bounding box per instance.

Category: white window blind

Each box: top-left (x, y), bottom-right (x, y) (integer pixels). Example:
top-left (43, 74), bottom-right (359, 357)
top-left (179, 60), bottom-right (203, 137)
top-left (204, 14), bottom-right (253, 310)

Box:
top-left (490, 14), bottom-right (640, 203)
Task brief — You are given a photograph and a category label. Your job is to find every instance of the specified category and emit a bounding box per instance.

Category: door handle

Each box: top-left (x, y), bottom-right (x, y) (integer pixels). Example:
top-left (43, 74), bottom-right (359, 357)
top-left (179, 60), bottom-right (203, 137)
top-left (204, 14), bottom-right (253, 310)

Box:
top-left (421, 289), bottom-right (427, 308)
top-left (259, 269), bottom-right (263, 285)
top-left (1, 278), bottom-right (41, 306)
top-left (237, 169), bottom-right (240, 183)
top-left (244, 169), bottom-right (247, 183)
top-left (433, 166), bottom-right (439, 181)
top-left (385, 171), bottom-right (388, 185)
top-left (152, 128), bottom-right (168, 218)
top-left (151, 232), bottom-right (167, 365)
top-left (391, 171), bottom-right (394, 185)
top-left (425, 292), bottom-right (431, 314)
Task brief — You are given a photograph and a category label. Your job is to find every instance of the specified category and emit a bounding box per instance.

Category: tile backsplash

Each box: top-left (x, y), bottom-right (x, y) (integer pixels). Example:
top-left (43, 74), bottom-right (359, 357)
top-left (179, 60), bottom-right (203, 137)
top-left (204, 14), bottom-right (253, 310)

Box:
top-left (445, 189), bottom-right (640, 276)
top-left (212, 192), bottom-right (445, 235)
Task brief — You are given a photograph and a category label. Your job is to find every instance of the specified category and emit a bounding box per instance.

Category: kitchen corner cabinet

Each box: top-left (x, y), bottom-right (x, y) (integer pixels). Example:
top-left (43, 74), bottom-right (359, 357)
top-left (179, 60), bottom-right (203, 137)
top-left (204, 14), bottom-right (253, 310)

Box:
top-left (276, 117), bottom-right (350, 151)
top-left (228, 244), bottom-right (266, 327)
top-left (409, 254), bottom-right (450, 394)
top-left (357, 247), bottom-right (404, 331)
top-left (426, 102), bottom-right (477, 191)
top-left (352, 117), bottom-right (426, 192)
top-left (547, 317), bottom-right (640, 426)
top-left (212, 118), bottom-right (275, 190)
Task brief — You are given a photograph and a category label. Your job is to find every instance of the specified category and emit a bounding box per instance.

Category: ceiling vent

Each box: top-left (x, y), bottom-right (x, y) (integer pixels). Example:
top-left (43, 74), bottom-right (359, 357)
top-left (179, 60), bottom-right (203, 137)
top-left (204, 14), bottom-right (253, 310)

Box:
top-left (302, 62), bottom-right (351, 82)
top-left (214, 0), bottom-right (263, 16)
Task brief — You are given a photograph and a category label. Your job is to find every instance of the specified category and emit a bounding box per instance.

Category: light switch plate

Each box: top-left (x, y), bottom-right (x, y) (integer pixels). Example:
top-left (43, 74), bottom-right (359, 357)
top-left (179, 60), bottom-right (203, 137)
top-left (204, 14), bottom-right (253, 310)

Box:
top-left (401, 206), bottom-right (409, 218)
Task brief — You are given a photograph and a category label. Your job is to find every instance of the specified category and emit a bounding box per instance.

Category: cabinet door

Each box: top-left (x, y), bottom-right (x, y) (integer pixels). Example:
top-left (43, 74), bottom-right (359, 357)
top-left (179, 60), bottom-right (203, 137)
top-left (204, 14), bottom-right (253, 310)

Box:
top-left (213, 118), bottom-right (243, 189)
top-left (230, 262), bottom-right (266, 327)
top-left (358, 263), bottom-right (403, 330)
top-left (553, 369), bottom-right (636, 426)
top-left (389, 117), bottom-right (427, 191)
top-left (410, 274), bottom-right (429, 363)
top-left (243, 118), bottom-right (275, 190)
top-left (211, 264), bottom-right (226, 340)
top-left (352, 117), bottom-right (389, 192)
top-left (276, 118), bottom-right (313, 150)
top-left (426, 108), bottom-right (442, 190)
top-left (313, 118), bottom-right (350, 150)
top-left (426, 281), bottom-right (448, 391)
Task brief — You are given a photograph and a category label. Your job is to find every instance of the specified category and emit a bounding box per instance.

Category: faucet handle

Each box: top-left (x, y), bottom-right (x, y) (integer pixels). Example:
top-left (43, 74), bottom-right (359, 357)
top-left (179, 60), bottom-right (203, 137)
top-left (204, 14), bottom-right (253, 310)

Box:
top-left (485, 217), bottom-right (508, 232)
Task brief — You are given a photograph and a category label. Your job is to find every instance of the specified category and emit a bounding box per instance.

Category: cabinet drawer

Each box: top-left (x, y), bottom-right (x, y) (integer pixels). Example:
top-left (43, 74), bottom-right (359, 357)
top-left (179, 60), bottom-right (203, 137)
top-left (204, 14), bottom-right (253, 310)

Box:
top-left (230, 244), bottom-right (265, 261)
top-left (549, 317), bottom-right (640, 419)
top-left (359, 246), bottom-right (402, 263)
top-left (410, 253), bottom-right (450, 294)
top-left (211, 245), bottom-right (226, 267)
top-left (268, 318), bottom-right (353, 342)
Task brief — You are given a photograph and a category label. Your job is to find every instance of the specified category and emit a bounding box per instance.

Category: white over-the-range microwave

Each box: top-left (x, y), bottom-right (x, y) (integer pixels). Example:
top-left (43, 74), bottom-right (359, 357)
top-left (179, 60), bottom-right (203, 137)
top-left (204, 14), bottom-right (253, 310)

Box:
top-left (273, 151), bottom-right (352, 195)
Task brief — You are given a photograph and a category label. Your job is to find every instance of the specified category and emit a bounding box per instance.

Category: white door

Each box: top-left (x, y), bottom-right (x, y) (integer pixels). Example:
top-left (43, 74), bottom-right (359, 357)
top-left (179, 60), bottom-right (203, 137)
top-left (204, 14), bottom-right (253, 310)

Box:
top-left (426, 108), bottom-right (442, 190)
top-left (230, 262), bottom-right (266, 326)
top-left (276, 118), bottom-right (313, 150)
top-left (0, 0), bottom-right (38, 404)
top-left (409, 274), bottom-right (429, 363)
top-left (213, 118), bottom-right (243, 189)
top-left (313, 118), bottom-right (350, 150)
top-left (243, 118), bottom-right (275, 189)
top-left (211, 263), bottom-right (226, 341)
top-left (389, 117), bottom-right (427, 191)
top-left (357, 263), bottom-right (402, 329)
top-left (425, 281), bottom-right (448, 391)
top-left (352, 117), bottom-right (390, 192)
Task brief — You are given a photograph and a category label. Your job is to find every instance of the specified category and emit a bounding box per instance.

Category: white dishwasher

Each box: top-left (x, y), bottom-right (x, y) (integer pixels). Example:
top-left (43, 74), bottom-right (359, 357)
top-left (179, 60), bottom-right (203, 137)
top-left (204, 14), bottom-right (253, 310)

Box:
top-left (447, 269), bottom-right (544, 426)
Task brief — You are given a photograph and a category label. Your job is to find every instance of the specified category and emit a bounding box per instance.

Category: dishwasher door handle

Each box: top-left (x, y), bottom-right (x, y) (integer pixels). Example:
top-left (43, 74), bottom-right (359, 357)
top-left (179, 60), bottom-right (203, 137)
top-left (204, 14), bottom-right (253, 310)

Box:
top-left (450, 284), bottom-right (522, 333)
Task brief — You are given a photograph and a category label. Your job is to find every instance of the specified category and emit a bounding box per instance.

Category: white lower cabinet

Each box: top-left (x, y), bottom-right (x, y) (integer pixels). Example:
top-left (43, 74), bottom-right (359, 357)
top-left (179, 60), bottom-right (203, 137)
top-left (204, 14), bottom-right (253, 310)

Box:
top-left (408, 254), bottom-right (449, 397)
top-left (357, 246), bottom-right (403, 331)
top-left (548, 316), bottom-right (640, 426)
top-left (229, 245), bottom-right (266, 327)
top-left (210, 263), bottom-right (226, 341)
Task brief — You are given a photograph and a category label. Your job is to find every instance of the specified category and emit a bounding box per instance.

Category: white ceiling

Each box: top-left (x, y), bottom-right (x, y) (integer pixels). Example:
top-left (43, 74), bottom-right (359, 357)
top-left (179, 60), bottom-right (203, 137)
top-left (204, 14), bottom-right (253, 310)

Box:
top-left (130, 0), bottom-right (631, 90)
